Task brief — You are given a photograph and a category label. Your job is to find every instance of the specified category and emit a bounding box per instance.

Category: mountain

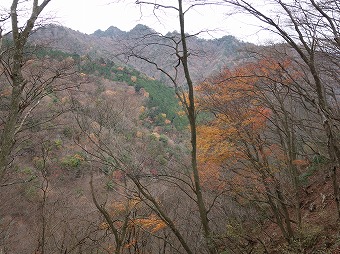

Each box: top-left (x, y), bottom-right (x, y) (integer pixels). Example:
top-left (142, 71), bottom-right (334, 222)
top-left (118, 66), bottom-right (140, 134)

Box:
top-left (92, 26), bottom-right (126, 38)
top-left (30, 24), bottom-right (252, 84)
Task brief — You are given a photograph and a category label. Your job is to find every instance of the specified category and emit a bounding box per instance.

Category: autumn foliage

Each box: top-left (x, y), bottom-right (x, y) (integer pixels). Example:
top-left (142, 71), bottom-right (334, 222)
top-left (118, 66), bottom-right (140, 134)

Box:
top-left (196, 59), bottom-right (281, 166)
top-left (196, 57), bottom-right (302, 241)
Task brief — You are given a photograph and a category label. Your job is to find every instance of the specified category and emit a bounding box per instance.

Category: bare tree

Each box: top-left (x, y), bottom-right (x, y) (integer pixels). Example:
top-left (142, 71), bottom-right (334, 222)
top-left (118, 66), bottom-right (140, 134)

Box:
top-left (0, 0), bottom-right (81, 183)
top-left (70, 83), bottom-right (181, 253)
top-left (118, 1), bottom-right (219, 253)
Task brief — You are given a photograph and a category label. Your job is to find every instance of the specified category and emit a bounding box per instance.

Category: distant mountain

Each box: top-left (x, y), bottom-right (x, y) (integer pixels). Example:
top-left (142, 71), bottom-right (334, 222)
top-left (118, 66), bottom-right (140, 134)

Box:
top-left (30, 24), bottom-right (253, 83)
top-left (92, 26), bottom-right (126, 38)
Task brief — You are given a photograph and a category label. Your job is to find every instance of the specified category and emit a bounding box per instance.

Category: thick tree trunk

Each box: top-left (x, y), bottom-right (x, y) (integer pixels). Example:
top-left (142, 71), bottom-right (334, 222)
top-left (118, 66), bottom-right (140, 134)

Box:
top-left (0, 50), bottom-right (23, 180)
top-left (0, 0), bottom-right (52, 180)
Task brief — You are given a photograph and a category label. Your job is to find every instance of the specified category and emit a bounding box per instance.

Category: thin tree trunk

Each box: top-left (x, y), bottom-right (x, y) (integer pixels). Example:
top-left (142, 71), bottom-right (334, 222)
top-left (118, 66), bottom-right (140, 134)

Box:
top-left (130, 176), bottom-right (194, 254)
top-left (177, 1), bottom-right (216, 252)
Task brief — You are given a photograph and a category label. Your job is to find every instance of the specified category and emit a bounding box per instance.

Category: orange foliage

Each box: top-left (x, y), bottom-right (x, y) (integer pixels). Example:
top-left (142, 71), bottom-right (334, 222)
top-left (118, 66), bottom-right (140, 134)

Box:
top-left (132, 214), bottom-right (166, 233)
top-left (292, 159), bottom-right (310, 166)
top-left (196, 56), bottom-right (297, 165)
top-left (99, 222), bottom-right (110, 230)
top-left (124, 239), bottom-right (137, 249)
top-left (198, 162), bottom-right (226, 190)
top-left (197, 124), bottom-right (237, 164)
top-left (106, 199), bottom-right (140, 218)
top-left (196, 57), bottom-right (295, 193)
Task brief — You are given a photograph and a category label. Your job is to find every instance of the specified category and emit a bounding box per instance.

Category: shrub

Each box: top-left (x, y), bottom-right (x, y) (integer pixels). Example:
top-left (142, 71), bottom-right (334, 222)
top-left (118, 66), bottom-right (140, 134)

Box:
top-left (33, 157), bottom-right (45, 170)
top-left (106, 180), bottom-right (115, 191)
top-left (159, 134), bottom-right (168, 144)
top-left (61, 153), bottom-right (84, 168)
top-left (63, 127), bottom-right (73, 138)
top-left (156, 155), bottom-right (167, 166)
top-left (75, 188), bottom-right (84, 196)
top-left (54, 139), bottom-right (62, 149)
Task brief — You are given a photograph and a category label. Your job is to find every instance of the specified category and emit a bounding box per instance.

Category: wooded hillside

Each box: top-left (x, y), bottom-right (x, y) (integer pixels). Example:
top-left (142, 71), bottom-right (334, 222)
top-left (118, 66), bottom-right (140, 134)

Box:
top-left (0, 0), bottom-right (339, 253)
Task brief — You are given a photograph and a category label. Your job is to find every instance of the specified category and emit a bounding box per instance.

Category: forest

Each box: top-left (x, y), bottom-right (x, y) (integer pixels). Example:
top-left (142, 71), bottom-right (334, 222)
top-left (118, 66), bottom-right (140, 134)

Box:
top-left (0, 0), bottom-right (339, 253)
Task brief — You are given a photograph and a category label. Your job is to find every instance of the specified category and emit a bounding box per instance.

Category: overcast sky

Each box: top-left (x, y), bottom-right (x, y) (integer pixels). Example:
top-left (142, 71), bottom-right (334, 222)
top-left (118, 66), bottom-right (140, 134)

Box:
top-left (1, 0), bottom-right (280, 44)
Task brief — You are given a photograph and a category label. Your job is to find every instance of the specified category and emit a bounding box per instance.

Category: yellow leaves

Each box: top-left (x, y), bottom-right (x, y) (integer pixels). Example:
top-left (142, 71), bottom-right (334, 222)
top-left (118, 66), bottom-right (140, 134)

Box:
top-left (139, 106), bottom-right (146, 113)
top-left (143, 91), bottom-right (149, 98)
top-left (197, 124), bottom-right (238, 165)
top-left (73, 154), bottom-right (84, 161)
top-left (98, 200), bottom-right (166, 238)
top-left (110, 203), bottom-right (126, 214)
top-left (108, 199), bottom-right (140, 217)
top-left (177, 110), bottom-right (186, 116)
top-left (151, 132), bottom-right (161, 140)
top-left (104, 89), bottom-right (117, 97)
top-left (136, 131), bottom-right (143, 138)
top-left (133, 214), bottom-right (166, 233)
top-left (130, 76), bottom-right (137, 82)
top-left (177, 91), bottom-right (200, 108)
top-left (238, 106), bottom-right (271, 131)
top-left (177, 92), bottom-right (189, 106)
top-left (99, 222), bottom-right (109, 230)
top-left (150, 221), bottom-right (167, 233)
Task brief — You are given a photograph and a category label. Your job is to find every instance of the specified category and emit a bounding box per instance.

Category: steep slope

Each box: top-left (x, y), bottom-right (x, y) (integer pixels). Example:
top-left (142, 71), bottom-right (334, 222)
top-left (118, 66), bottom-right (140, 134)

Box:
top-left (0, 48), bottom-right (187, 252)
top-left (3, 28), bottom-right (340, 254)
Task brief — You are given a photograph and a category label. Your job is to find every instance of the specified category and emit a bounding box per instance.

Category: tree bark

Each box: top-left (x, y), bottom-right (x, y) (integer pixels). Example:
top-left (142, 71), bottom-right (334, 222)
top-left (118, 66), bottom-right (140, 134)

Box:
top-left (0, 0), bottom-right (53, 180)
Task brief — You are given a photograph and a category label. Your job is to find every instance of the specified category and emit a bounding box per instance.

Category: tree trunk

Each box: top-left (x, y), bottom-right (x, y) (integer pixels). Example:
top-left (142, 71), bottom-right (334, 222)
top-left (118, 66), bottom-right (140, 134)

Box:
top-left (177, 1), bottom-right (216, 253)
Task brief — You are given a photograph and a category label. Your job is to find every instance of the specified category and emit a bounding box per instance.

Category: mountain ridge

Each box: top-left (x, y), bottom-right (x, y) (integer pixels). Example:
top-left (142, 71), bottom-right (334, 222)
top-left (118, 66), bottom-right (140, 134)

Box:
top-left (30, 24), bottom-right (252, 83)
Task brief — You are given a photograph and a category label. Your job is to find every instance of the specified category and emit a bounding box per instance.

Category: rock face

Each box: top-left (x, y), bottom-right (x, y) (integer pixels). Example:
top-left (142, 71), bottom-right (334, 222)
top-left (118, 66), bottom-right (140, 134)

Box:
top-left (30, 24), bottom-right (252, 85)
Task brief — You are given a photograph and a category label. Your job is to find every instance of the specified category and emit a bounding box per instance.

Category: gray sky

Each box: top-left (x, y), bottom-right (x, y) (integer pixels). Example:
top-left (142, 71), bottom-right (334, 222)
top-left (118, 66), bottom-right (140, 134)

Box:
top-left (1, 0), bottom-right (280, 44)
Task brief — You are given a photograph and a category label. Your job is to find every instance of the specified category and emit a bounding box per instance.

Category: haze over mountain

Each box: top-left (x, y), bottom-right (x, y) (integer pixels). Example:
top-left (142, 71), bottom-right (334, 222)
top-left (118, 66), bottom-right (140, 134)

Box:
top-left (30, 24), bottom-right (252, 83)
